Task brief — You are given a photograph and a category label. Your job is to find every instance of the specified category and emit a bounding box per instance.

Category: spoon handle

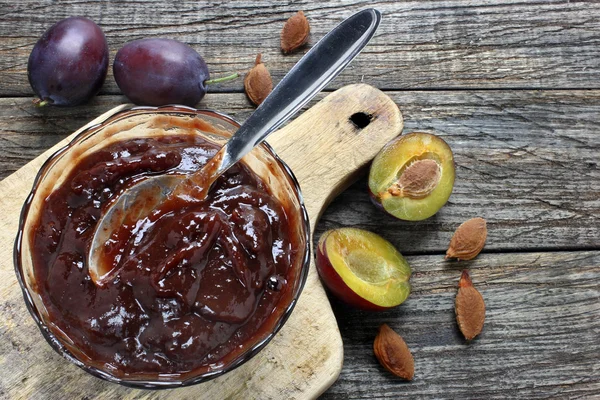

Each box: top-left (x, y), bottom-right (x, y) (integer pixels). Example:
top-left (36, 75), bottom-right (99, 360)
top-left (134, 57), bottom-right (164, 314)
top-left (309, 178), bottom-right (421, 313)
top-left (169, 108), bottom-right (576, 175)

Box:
top-left (214, 8), bottom-right (381, 176)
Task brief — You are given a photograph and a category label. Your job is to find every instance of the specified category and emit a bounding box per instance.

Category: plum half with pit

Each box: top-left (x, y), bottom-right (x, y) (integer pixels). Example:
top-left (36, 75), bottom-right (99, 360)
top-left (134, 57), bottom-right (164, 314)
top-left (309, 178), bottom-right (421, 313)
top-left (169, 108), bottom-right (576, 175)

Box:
top-left (316, 228), bottom-right (411, 310)
top-left (369, 132), bottom-right (455, 221)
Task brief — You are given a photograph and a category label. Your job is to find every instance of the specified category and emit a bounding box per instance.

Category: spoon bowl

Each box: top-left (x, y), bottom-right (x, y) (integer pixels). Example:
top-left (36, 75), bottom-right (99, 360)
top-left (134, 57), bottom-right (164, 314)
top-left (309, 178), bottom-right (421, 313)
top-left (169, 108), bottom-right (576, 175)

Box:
top-left (88, 174), bottom-right (180, 285)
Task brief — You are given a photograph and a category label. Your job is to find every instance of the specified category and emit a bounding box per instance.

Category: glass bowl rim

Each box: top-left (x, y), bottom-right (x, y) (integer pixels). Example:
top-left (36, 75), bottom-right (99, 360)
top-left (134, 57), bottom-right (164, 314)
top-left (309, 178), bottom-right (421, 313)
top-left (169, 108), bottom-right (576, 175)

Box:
top-left (13, 104), bottom-right (311, 389)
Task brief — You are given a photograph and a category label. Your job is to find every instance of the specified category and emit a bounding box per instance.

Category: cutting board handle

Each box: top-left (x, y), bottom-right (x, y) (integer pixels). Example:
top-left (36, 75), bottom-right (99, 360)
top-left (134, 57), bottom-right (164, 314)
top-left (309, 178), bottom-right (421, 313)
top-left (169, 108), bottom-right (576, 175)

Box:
top-left (268, 83), bottom-right (404, 229)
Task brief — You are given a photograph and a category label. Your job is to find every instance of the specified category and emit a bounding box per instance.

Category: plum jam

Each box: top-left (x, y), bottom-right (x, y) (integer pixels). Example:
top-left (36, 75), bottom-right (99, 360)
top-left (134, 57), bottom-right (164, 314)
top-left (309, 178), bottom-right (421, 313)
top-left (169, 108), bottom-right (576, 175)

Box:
top-left (30, 133), bottom-right (298, 379)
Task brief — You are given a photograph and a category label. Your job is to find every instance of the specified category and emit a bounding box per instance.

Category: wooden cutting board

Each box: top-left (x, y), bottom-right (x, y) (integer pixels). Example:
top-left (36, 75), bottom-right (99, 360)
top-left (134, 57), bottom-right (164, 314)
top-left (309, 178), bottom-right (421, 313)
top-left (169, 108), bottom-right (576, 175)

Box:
top-left (0, 84), bottom-right (403, 400)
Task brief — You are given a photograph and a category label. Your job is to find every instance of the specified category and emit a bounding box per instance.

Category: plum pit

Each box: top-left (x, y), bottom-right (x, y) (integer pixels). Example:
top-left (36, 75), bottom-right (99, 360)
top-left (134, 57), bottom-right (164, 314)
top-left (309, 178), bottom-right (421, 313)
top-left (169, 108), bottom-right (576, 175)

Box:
top-left (388, 157), bottom-right (442, 199)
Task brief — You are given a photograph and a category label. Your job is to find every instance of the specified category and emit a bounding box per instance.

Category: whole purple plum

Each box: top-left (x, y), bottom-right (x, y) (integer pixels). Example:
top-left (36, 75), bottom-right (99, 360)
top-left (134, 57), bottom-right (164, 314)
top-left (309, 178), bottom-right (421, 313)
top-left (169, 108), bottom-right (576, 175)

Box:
top-left (27, 17), bottom-right (109, 106)
top-left (113, 38), bottom-right (211, 106)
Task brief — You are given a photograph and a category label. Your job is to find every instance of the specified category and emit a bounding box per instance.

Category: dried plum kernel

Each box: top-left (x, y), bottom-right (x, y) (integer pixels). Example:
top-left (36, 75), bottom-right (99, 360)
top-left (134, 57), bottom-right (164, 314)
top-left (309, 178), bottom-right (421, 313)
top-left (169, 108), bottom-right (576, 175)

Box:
top-left (280, 11), bottom-right (310, 54)
top-left (369, 132), bottom-right (455, 221)
top-left (244, 53), bottom-right (273, 106)
top-left (266, 275), bottom-right (286, 291)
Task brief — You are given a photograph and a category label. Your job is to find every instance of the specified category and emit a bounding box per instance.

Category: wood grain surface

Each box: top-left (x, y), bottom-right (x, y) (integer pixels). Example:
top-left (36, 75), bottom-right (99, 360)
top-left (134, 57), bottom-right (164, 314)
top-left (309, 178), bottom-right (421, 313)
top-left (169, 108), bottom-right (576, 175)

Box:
top-left (2, 0), bottom-right (600, 96)
top-left (323, 250), bottom-right (600, 399)
top-left (1, 0), bottom-right (599, 399)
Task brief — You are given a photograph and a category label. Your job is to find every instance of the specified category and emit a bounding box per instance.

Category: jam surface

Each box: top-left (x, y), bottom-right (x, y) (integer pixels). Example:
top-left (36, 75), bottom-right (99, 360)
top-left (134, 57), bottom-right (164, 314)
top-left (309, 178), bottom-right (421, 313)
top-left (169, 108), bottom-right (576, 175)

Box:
top-left (31, 134), bottom-right (297, 378)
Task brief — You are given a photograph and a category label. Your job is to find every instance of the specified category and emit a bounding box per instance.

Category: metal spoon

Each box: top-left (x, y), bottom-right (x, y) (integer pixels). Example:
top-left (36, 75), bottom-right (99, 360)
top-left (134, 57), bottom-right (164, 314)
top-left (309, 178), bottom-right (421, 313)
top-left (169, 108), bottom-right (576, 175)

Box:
top-left (89, 8), bottom-right (382, 285)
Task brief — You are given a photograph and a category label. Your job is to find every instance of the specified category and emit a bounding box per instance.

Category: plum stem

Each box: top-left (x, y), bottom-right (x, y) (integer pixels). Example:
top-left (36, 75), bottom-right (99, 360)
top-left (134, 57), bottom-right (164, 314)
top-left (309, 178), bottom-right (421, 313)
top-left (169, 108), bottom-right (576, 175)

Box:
top-left (205, 73), bottom-right (239, 85)
top-left (32, 98), bottom-right (50, 107)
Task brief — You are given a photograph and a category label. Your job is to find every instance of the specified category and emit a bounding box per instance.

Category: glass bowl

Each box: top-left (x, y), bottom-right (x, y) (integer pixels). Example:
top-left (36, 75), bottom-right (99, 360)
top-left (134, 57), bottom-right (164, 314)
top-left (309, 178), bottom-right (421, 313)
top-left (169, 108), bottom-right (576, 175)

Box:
top-left (14, 105), bottom-right (310, 388)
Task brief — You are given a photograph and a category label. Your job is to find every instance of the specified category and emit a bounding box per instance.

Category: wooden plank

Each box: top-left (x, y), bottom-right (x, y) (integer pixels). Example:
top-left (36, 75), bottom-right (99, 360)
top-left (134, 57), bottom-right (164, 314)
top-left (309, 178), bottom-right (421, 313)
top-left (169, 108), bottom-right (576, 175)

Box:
top-left (1, 90), bottom-right (598, 253)
top-left (3, 0), bottom-right (600, 96)
top-left (321, 250), bottom-right (600, 399)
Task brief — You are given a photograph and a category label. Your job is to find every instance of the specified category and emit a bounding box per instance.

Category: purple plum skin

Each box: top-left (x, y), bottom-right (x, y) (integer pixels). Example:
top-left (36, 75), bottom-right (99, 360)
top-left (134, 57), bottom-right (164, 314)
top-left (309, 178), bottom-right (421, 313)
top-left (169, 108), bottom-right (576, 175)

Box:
top-left (27, 17), bottom-right (109, 106)
top-left (113, 38), bottom-right (210, 107)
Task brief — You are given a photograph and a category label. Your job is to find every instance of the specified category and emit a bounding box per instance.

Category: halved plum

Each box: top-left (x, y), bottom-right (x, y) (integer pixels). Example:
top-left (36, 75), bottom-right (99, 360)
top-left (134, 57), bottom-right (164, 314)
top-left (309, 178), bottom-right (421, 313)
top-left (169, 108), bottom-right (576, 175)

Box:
top-left (369, 132), bottom-right (455, 221)
top-left (316, 228), bottom-right (411, 310)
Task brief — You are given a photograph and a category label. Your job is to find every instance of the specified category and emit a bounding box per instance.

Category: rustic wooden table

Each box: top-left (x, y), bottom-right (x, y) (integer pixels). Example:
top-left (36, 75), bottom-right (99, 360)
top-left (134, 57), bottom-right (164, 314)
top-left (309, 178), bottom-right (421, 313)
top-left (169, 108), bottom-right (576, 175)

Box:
top-left (1, 1), bottom-right (599, 399)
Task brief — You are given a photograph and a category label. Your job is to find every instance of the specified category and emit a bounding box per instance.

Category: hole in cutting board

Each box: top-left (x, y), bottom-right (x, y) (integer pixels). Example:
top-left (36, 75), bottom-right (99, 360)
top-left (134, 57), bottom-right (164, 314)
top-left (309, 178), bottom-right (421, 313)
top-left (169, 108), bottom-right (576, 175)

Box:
top-left (349, 112), bottom-right (372, 129)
